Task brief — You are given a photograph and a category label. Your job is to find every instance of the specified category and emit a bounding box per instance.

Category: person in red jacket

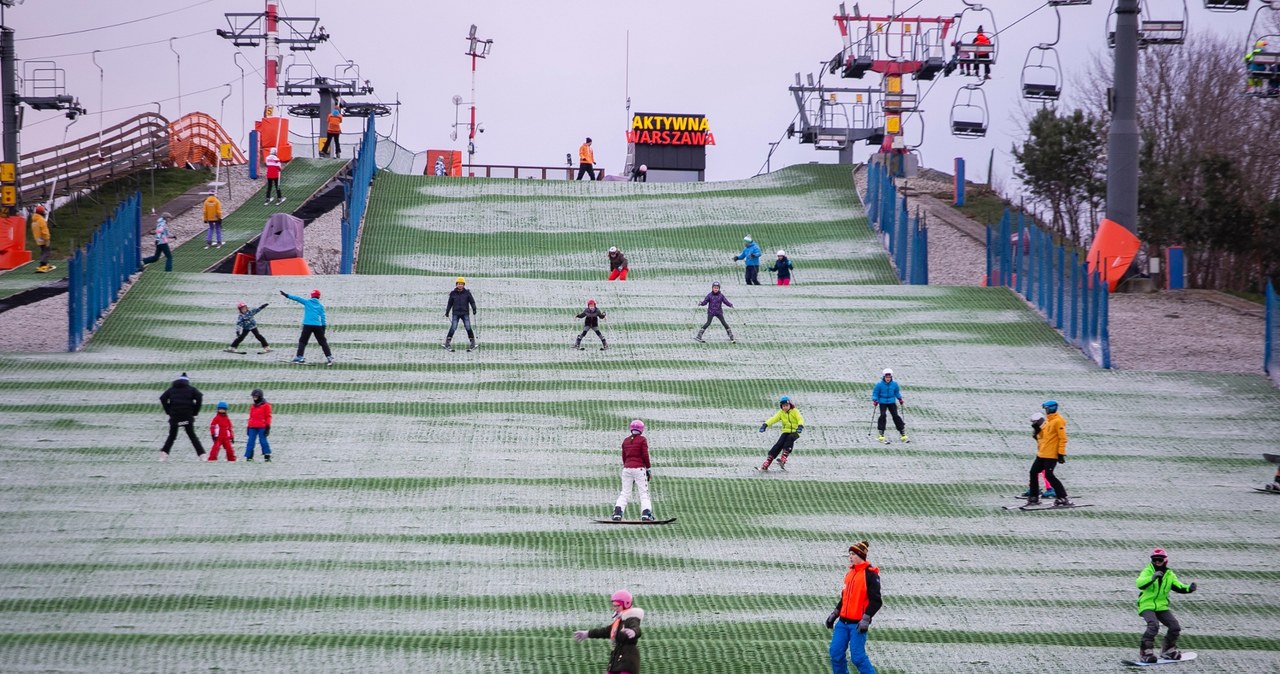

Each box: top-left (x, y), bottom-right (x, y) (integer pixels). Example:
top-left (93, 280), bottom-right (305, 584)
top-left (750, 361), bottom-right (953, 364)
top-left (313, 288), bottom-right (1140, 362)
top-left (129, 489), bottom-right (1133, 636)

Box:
top-left (208, 401), bottom-right (237, 461)
top-left (825, 540), bottom-right (882, 674)
top-left (263, 148), bottom-right (285, 206)
top-left (244, 388), bottom-right (273, 462)
top-left (611, 419), bottom-right (655, 521)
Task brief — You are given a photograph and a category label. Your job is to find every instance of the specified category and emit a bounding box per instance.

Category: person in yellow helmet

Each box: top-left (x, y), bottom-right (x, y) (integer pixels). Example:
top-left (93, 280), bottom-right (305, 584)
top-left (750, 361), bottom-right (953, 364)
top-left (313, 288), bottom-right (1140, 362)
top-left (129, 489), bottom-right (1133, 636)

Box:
top-left (442, 277), bottom-right (478, 351)
top-left (1245, 39), bottom-right (1268, 95)
top-left (30, 204), bottom-right (53, 272)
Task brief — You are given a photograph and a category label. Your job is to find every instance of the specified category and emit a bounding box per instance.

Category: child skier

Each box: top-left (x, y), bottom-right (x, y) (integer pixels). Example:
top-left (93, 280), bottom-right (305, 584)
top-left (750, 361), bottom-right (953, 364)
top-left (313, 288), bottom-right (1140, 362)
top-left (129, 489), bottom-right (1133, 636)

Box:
top-left (607, 246), bottom-right (629, 280)
top-left (244, 388), bottom-right (272, 462)
top-left (758, 395), bottom-right (805, 471)
top-left (1021, 413), bottom-right (1057, 499)
top-left (281, 289), bottom-right (332, 366)
top-left (733, 235), bottom-right (762, 285)
top-left (575, 299), bottom-right (608, 351)
top-left (263, 148), bottom-right (285, 205)
top-left (1135, 547), bottom-right (1197, 663)
top-left (208, 401), bottom-right (236, 461)
top-left (1025, 400), bottom-right (1071, 506)
top-left (871, 369), bottom-right (908, 444)
top-left (695, 281), bottom-right (735, 343)
top-left (611, 419), bottom-right (654, 522)
top-left (768, 250), bottom-right (794, 285)
top-left (225, 302), bottom-right (271, 354)
top-left (442, 277), bottom-right (478, 352)
top-left (573, 589), bottom-right (644, 674)
top-left (202, 192), bottom-right (224, 248)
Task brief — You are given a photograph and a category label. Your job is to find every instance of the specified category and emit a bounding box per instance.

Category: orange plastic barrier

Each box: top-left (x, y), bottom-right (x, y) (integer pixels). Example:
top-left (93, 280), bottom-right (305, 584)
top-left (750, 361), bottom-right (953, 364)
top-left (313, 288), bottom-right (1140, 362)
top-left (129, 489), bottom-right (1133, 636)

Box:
top-left (1086, 218), bottom-right (1142, 291)
top-left (255, 117), bottom-right (293, 162)
top-left (169, 112), bottom-right (247, 167)
top-left (0, 215), bottom-right (33, 270)
top-left (232, 252), bottom-right (255, 275)
top-left (425, 149), bottom-right (462, 177)
top-left (268, 257), bottom-right (312, 276)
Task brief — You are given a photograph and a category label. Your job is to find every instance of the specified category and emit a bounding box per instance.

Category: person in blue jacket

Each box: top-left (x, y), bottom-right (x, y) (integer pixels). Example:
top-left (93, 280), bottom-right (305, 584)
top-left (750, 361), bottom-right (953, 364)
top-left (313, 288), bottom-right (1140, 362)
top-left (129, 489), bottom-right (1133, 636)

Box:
top-left (733, 235), bottom-right (763, 285)
top-left (281, 288), bottom-right (333, 366)
top-left (871, 368), bottom-right (907, 443)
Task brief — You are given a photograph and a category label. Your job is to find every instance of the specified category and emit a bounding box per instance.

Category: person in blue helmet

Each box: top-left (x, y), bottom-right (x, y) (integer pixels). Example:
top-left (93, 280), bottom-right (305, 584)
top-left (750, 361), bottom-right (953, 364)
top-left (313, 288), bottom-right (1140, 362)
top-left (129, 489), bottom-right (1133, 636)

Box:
top-left (871, 369), bottom-right (907, 444)
top-left (1025, 400), bottom-right (1071, 506)
top-left (758, 395), bottom-right (805, 471)
top-left (733, 235), bottom-right (763, 285)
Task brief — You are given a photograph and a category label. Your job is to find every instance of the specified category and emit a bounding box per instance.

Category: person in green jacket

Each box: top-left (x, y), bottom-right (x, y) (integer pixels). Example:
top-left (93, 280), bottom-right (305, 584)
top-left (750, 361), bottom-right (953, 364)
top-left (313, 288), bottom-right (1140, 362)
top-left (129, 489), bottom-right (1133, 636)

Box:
top-left (1135, 547), bottom-right (1197, 663)
top-left (757, 395), bottom-right (805, 471)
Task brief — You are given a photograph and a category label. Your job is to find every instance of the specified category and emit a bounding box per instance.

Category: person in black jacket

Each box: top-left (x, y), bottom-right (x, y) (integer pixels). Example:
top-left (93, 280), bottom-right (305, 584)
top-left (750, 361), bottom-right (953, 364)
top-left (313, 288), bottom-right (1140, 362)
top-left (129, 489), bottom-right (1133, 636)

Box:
top-left (442, 277), bottom-right (478, 352)
top-left (158, 372), bottom-right (205, 461)
top-left (574, 299), bottom-right (608, 350)
top-left (574, 589), bottom-right (644, 674)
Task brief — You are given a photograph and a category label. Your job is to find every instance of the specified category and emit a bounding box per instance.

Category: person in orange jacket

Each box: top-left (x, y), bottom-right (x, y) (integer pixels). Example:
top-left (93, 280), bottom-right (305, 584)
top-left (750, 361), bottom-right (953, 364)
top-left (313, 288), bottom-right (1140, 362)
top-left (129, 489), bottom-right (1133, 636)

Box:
top-left (208, 401), bottom-right (236, 461)
top-left (825, 540), bottom-right (882, 674)
top-left (973, 26), bottom-right (993, 79)
top-left (202, 192), bottom-right (224, 249)
top-left (244, 388), bottom-right (273, 462)
top-left (576, 137), bottom-right (596, 181)
top-left (30, 204), bottom-right (53, 272)
top-left (321, 107), bottom-right (342, 158)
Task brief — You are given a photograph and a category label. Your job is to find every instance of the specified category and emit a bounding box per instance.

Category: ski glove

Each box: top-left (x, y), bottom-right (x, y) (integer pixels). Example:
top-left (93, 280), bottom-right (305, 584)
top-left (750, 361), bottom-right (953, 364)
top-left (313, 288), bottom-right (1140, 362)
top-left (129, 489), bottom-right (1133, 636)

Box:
top-left (1152, 570), bottom-right (1165, 581)
top-left (857, 616), bottom-right (872, 633)
top-left (279, 290), bottom-right (287, 297)
top-left (645, 469), bottom-right (652, 482)
top-left (1057, 455), bottom-right (1066, 464)
top-left (759, 424), bottom-right (768, 433)
top-left (573, 630), bottom-right (588, 642)
top-left (825, 610), bottom-right (838, 630)
top-left (619, 627), bottom-right (636, 639)
top-left (264, 426), bottom-right (270, 437)
top-left (796, 425), bottom-right (804, 434)
top-left (1175, 582), bottom-right (1197, 594)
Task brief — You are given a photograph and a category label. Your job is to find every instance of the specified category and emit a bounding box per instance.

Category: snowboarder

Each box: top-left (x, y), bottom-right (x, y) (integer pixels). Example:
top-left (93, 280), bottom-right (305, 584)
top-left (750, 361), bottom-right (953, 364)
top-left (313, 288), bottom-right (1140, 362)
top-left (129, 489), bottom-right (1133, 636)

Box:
top-left (1135, 547), bottom-right (1197, 663)
top-left (575, 299), bottom-right (608, 351)
top-left (871, 369), bottom-right (907, 444)
top-left (768, 250), bottom-right (794, 285)
top-left (611, 419), bottom-right (654, 522)
top-left (1025, 404), bottom-right (1071, 506)
top-left (758, 395), bottom-right (805, 471)
top-left (263, 147), bottom-right (285, 205)
top-left (208, 401), bottom-right (236, 462)
top-left (442, 277), bottom-right (477, 352)
top-left (202, 192), bottom-right (224, 248)
top-left (244, 388), bottom-right (272, 462)
top-left (225, 301), bottom-right (271, 354)
top-left (607, 246), bottom-right (629, 281)
top-left (573, 589), bottom-right (644, 674)
top-left (141, 212), bottom-right (173, 272)
top-left (280, 289), bottom-right (333, 366)
top-left (1021, 413), bottom-right (1057, 499)
top-left (695, 281), bottom-right (735, 343)
top-left (825, 540), bottom-right (882, 674)
top-left (158, 372), bottom-right (205, 461)
top-left (1265, 463), bottom-right (1280, 492)
top-left (29, 205), bottom-right (53, 273)
top-left (733, 235), bottom-right (763, 285)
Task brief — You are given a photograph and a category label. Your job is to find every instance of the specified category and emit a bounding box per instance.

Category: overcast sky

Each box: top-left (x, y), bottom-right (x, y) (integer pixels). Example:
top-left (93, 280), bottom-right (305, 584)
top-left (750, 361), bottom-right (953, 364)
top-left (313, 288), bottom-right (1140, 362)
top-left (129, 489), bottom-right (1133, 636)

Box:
top-left (5, 1), bottom-right (1263, 185)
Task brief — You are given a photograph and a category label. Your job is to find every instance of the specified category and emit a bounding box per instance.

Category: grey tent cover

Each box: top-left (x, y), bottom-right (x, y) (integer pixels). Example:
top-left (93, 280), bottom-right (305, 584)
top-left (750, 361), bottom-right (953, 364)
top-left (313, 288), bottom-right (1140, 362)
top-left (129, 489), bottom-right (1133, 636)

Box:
top-left (255, 213), bottom-right (304, 275)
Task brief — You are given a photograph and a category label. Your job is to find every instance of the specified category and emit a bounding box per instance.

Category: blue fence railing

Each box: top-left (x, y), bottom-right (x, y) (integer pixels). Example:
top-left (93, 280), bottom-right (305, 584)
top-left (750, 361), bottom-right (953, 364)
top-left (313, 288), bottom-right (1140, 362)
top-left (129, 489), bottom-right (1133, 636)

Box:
top-left (1266, 278), bottom-right (1278, 386)
top-left (340, 116), bottom-right (378, 274)
top-left (67, 192), bottom-right (142, 351)
top-left (864, 160), bottom-right (928, 284)
top-left (987, 208), bottom-right (1111, 369)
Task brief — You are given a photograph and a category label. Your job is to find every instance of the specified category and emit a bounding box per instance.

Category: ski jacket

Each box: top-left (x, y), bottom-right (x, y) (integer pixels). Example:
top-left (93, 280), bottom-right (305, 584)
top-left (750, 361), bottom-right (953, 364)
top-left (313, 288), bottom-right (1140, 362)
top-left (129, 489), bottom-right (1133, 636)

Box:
top-left (576, 306), bottom-right (606, 328)
top-left (160, 379), bottom-right (203, 418)
top-left (608, 250), bottom-right (628, 271)
top-left (1036, 412), bottom-right (1067, 459)
top-left (735, 241), bottom-right (763, 267)
top-left (326, 113), bottom-right (342, 134)
top-left (445, 288), bottom-right (477, 316)
top-left (202, 196), bottom-right (224, 222)
top-left (578, 143), bottom-right (595, 165)
top-left (265, 154), bottom-right (282, 179)
top-left (699, 291), bottom-right (733, 316)
top-left (768, 257), bottom-right (793, 279)
top-left (764, 406), bottom-right (805, 434)
top-left (585, 607), bottom-right (643, 674)
top-left (154, 218), bottom-right (171, 245)
top-left (836, 561), bottom-right (882, 622)
top-left (235, 304), bottom-right (269, 332)
top-left (871, 380), bottom-right (902, 405)
top-left (974, 31), bottom-right (991, 46)
top-left (210, 413), bottom-right (234, 441)
top-left (247, 400), bottom-right (272, 429)
top-left (1136, 563), bottom-right (1191, 613)
top-left (284, 294), bottom-right (326, 326)
top-left (30, 213), bottom-right (49, 246)
top-left (621, 434), bottom-right (650, 469)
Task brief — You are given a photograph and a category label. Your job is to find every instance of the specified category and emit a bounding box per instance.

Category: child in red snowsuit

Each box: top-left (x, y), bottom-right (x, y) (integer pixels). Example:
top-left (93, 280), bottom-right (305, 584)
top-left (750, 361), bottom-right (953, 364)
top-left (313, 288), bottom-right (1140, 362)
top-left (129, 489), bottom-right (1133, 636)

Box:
top-left (208, 401), bottom-right (236, 461)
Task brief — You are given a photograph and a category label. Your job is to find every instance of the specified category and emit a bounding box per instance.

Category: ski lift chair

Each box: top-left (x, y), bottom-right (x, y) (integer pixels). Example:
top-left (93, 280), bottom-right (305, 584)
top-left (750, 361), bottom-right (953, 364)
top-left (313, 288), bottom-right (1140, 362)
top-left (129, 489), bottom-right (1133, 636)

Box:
top-left (1021, 46), bottom-right (1063, 101)
top-left (1140, 0), bottom-right (1189, 45)
top-left (1204, 0), bottom-right (1249, 10)
top-left (1048, 0), bottom-right (1091, 5)
top-left (950, 85), bottom-right (989, 138)
top-left (1245, 35), bottom-right (1280, 96)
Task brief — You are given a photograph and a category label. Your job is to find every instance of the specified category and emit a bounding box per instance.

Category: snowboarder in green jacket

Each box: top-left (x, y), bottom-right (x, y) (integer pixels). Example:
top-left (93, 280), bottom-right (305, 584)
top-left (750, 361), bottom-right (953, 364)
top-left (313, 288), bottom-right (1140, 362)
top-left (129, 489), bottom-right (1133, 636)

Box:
top-left (1135, 547), bottom-right (1197, 663)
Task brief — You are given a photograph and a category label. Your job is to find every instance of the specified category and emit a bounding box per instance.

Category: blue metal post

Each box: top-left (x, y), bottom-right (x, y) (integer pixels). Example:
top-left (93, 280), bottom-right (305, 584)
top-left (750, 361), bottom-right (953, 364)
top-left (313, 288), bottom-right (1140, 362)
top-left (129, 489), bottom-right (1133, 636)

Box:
top-left (248, 130), bottom-right (260, 180)
top-left (999, 209), bottom-right (1011, 287)
top-left (1070, 252), bottom-right (1080, 342)
top-left (954, 157), bottom-right (966, 207)
top-left (1055, 245), bottom-right (1066, 329)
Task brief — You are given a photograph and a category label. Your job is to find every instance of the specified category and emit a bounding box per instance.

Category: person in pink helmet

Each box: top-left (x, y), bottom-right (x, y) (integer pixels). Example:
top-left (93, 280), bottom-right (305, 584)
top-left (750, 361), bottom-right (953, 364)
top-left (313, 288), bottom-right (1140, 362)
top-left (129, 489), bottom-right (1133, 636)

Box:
top-left (610, 420), bottom-right (654, 522)
top-left (1135, 547), bottom-right (1197, 663)
top-left (574, 589), bottom-right (644, 674)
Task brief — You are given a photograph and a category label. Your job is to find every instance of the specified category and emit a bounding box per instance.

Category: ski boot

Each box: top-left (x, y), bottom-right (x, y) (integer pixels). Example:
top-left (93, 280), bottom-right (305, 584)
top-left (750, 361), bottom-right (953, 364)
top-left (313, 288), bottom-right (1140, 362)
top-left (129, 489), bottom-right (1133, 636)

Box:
top-left (263, 455), bottom-right (272, 463)
top-left (694, 330), bottom-right (706, 343)
top-left (758, 457), bottom-right (773, 471)
top-left (641, 509), bottom-right (654, 522)
top-left (158, 452), bottom-right (169, 462)
top-left (442, 340), bottom-right (453, 352)
top-left (574, 340), bottom-right (584, 351)
top-left (877, 435), bottom-right (888, 444)
top-left (727, 331), bottom-right (736, 343)
top-left (277, 196), bottom-right (287, 205)
top-left (1265, 482), bottom-right (1280, 492)
top-left (326, 356), bottom-right (335, 367)
top-left (600, 341), bottom-right (608, 351)
top-left (1159, 649), bottom-right (1181, 661)
top-left (223, 346), bottom-right (239, 353)
top-left (1019, 488), bottom-right (1036, 498)
top-left (1053, 497), bottom-right (1074, 507)
top-left (244, 456), bottom-right (254, 462)
top-left (1138, 649), bottom-right (1157, 664)
top-left (291, 356), bottom-right (306, 365)
top-left (900, 433), bottom-right (909, 443)
top-left (1043, 488), bottom-right (1057, 499)
top-left (777, 453), bottom-right (788, 471)
top-left (259, 347), bottom-right (272, 354)
top-left (467, 339), bottom-right (477, 352)
top-left (611, 506), bottom-right (624, 522)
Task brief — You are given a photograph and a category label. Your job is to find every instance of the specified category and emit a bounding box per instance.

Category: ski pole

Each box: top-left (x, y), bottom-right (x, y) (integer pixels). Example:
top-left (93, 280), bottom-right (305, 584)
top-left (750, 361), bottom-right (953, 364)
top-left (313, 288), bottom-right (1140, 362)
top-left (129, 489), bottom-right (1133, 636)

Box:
top-left (867, 405), bottom-right (877, 440)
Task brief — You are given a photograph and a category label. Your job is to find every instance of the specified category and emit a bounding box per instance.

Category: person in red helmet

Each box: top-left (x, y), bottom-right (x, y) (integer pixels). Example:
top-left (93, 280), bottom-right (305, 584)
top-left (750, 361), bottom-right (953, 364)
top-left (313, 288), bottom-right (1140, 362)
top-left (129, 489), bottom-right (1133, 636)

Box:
top-left (573, 589), bottom-right (644, 673)
top-left (225, 301), bottom-right (271, 354)
top-left (30, 204), bottom-right (53, 272)
top-left (280, 288), bottom-right (332, 366)
top-left (610, 419), bottom-right (654, 521)
top-left (1134, 547), bottom-right (1197, 663)
top-left (574, 299), bottom-right (608, 351)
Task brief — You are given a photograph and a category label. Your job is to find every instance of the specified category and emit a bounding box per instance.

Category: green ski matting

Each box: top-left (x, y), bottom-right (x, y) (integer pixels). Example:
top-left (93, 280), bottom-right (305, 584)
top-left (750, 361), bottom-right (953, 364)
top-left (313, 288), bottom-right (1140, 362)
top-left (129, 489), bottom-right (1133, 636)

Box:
top-left (0, 263), bottom-right (63, 300)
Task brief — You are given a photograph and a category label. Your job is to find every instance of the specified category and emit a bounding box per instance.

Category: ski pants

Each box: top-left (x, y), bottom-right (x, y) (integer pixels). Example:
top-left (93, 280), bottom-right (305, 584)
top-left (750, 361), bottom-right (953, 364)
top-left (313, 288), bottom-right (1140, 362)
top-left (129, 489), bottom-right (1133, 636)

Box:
top-left (768, 432), bottom-right (799, 461)
top-left (615, 467), bottom-right (651, 513)
top-left (744, 265), bottom-right (761, 285)
top-left (876, 403), bottom-right (905, 434)
top-left (38, 244), bottom-right (50, 266)
top-left (266, 178), bottom-right (282, 200)
top-left (1140, 609), bottom-right (1180, 653)
top-left (245, 427), bottom-right (271, 459)
top-left (777, 277), bottom-right (791, 286)
top-left (205, 220), bottom-right (223, 244)
top-left (161, 415), bottom-right (205, 456)
top-left (608, 267), bottom-right (629, 281)
top-left (830, 618), bottom-right (877, 674)
top-left (576, 163), bottom-right (595, 180)
top-left (577, 328), bottom-right (605, 345)
top-left (143, 243), bottom-right (172, 271)
top-left (322, 132), bottom-right (340, 157)
top-left (231, 328), bottom-right (269, 349)
top-left (1028, 457), bottom-right (1067, 498)
top-left (446, 314), bottom-right (474, 341)
top-left (699, 314), bottom-right (731, 334)
top-left (296, 325), bottom-right (332, 358)
top-left (208, 436), bottom-right (236, 461)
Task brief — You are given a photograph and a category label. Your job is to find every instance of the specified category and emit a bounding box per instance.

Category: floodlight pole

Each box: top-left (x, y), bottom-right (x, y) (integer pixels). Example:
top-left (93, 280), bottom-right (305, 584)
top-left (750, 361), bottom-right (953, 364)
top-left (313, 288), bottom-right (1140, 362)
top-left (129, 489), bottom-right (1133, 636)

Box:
top-left (265, 0), bottom-right (279, 117)
top-left (1106, 0), bottom-right (1140, 237)
top-left (463, 24), bottom-right (492, 162)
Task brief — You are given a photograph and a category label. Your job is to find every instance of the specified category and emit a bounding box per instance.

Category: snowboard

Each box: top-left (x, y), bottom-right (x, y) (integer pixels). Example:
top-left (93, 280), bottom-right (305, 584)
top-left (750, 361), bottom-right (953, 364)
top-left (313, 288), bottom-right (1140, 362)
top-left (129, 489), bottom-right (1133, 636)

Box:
top-left (594, 518), bottom-right (677, 525)
top-left (1121, 652), bottom-right (1197, 667)
top-left (34, 264), bottom-right (56, 273)
top-left (225, 350), bottom-right (247, 355)
top-left (1251, 487), bottom-right (1279, 495)
top-left (1002, 502), bottom-right (1094, 511)
top-left (1263, 453), bottom-right (1280, 464)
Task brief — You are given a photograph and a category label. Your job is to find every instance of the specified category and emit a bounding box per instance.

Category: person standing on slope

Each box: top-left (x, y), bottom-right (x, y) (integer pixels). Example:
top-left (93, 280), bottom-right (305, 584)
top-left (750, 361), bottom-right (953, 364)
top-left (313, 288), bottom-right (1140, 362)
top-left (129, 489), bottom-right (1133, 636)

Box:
top-left (263, 148), bottom-right (285, 206)
top-left (30, 205), bottom-right (53, 272)
top-left (610, 419), bottom-right (655, 522)
top-left (158, 372), bottom-right (205, 461)
top-left (577, 137), bottom-right (596, 181)
top-left (244, 388), bottom-right (273, 462)
top-left (442, 277), bottom-right (478, 352)
top-left (207, 401), bottom-right (236, 462)
top-left (202, 191), bottom-right (225, 249)
top-left (1135, 547), bottom-right (1197, 663)
top-left (825, 540), bottom-right (882, 674)
top-left (574, 299), bottom-right (608, 351)
top-left (225, 301), bottom-right (271, 354)
top-left (573, 589), bottom-right (644, 674)
top-left (1021, 413), bottom-right (1056, 499)
top-left (768, 250), bottom-right (794, 285)
top-left (607, 246), bottom-right (629, 281)
top-left (281, 289), bottom-right (333, 366)
top-left (1025, 400), bottom-right (1070, 506)
top-left (871, 369), bottom-right (907, 444)
top-left (695, 281), bottom-right (735, 343)
top-left (141, 212), bottom-right (174, 272)
top-left (734, 235), bottom-right (763, 285)
top-left (758, 395), bottom-right (805, 471)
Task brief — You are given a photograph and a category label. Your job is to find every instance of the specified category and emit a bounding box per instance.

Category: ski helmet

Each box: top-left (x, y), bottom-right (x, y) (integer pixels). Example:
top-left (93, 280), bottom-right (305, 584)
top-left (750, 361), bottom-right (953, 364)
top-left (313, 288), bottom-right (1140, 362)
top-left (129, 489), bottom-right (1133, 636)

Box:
top-left (34, 205), bottom-right (45, 215)
top-left (310, 289), bottom-right (321, 298)
top-left (250, 388), bottom-right (264, 399)
top-left (455, 277), bottom-right (466, 285)
top-left (216, 401), bottom-right (229, 410)
top-left (776, 250), bottom-right (786, 257)
top-left (587, 299), bottom-right (597, 306)
top-left (1151, 547), bottom-right (1167, 559)
top-left (712, 281), bottom-right (721, 288)
top-left (779, 395), bottom-right (791, 405)
top-left (882, 368), bottom-right (893, 377)
top-left (638, 164), bottom-right (647, 172)
top-left (629, 419), bottom-right (645, 434)
top-left (608, 246), bottom-right (618, 253)
top-left (1042, 400), bottom-right (1059, 413)
top-left (237, 302), bottom-right (247, 310)
top-left (610, 589), bottom-right (633, 608)
top-left (1030, 412), bottom-right (1045, 423)
top-left (743, 235), bottom-right (753, 242)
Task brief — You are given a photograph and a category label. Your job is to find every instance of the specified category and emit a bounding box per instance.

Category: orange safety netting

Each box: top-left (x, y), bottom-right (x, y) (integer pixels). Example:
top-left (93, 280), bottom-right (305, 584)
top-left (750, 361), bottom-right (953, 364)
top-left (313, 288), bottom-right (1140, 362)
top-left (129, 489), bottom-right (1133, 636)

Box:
top-left (168, 112), bottom-right (247, 167)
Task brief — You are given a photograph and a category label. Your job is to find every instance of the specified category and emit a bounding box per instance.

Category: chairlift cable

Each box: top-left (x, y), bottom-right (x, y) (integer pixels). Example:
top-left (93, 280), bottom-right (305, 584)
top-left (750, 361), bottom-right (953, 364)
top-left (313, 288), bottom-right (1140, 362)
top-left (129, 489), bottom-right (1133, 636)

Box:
top-left (991, 2), bottom-right (1053, 40)
top-left (17, 0), bottom-right (217, 41)
top-left (22, 30), bottom-right (208, 61)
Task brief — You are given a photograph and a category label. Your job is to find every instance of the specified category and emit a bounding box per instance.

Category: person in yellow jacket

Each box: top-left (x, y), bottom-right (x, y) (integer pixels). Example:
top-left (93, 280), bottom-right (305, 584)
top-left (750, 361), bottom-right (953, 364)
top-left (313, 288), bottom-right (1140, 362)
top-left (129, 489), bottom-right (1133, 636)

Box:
top-left (202, 192), bottom-right (224, 249)
top-left (1134, 547), bottom-right (1197, 663)
top-left (757, 395), bottom-right (805, 471)
top-left (576, 137), bottom-right (596, 181)
top-left (1245, 39), bottom-right (1267, 95)
top-left (1025, 400), bottom-right (1070, 506)
top-left (321, 107), bottom-right (342, 157)
top-left (30, 205), bottom-right (53, 272)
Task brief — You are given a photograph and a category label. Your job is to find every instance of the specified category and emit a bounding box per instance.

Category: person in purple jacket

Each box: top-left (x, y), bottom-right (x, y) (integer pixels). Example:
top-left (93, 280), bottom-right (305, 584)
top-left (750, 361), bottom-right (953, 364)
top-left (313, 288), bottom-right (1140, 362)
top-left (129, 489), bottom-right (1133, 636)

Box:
top-left (695, 281), bottom-right (735, 343)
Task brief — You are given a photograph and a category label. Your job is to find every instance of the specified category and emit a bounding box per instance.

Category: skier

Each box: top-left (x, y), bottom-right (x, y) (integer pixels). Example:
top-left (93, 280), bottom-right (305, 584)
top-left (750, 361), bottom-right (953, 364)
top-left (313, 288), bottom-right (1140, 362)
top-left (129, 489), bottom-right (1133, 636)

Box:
top-left (607, 246), bottom-right (629, 281)
top-left (442, 277), bottom-right (478, 352)
top-left (244, 388), bottom-right (273, 462)
top-left (575, 299), bottom-right (608, 351)
top-left (611, 419), bottom-right (654, 522)
top-left (768, 250), bottom-right (794, 285)
top-left (29, 205), bottom-right (53, 273)
top-left (1135, 547), bottom-right (1197, 663)
top-left (263, 147), bottom-right (285, 205)
top-left (225, 301), bottom-right (271, 354)
top-left (1021, 413), bottom-right (1057, 499)
top-left (573, 589), bottom-right (644, 674)
top-left (158, 372), bottom-right (204, 461)
top-left (871, 369), bottom-right (907, 444)
top-left (733, 235), bottom-right (763, 285)
top-left (207, 401), bottom-right (236, 462)
top-left (141, 212), bottom-right (174, 272)
top-left (280, 289), bottom-right (333, 366)
top-left (695, 281), bottom-right (735, 343)
top-left (825, 540), bottom-right (882, 674)
top-left (758, 395), bottom-right (804, 471)
top-left (1025, 400), bottom-right (1071, 506)
top-left (202, 191), bottom-right (224, 248)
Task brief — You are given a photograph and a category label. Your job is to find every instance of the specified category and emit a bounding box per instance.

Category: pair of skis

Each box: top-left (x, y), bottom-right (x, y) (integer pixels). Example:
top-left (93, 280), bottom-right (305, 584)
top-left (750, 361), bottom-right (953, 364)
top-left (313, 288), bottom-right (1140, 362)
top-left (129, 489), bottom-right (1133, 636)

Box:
top-left (1002, 495), bottom-right (1093, 511)
top-left (441, 344), bottom-right (476, 353)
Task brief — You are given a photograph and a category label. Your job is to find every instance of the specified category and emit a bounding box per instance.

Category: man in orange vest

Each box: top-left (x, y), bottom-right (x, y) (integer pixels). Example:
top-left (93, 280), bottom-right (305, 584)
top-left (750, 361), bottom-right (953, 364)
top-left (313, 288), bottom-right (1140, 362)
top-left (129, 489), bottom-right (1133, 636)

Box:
top-left (825, 540), bottom-right (882, 674)
top-left (321, 107), bottom-right (343, 158)
top-left (576, 137), bottom-right (596, 181)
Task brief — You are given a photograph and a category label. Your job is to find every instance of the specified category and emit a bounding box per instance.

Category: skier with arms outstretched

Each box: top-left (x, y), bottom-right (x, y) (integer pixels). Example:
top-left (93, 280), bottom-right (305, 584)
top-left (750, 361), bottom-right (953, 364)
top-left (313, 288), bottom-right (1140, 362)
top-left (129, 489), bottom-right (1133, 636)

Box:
top-left (758, 395), bottom-right (804, 471)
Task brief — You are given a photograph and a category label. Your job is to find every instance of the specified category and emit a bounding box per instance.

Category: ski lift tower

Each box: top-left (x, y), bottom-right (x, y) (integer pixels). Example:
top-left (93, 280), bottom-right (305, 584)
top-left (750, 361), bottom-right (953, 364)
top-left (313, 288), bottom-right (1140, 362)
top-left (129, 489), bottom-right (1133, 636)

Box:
top-left (787, 72), bottom-right (884, 164)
